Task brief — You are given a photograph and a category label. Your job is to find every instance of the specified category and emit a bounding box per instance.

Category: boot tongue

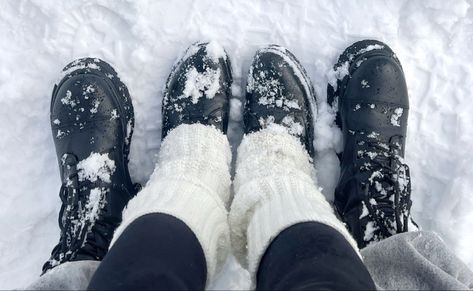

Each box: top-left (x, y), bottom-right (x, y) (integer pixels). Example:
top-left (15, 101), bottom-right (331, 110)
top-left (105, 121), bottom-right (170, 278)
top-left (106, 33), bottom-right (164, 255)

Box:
top-left (50, 153), bottom-right (115, 267)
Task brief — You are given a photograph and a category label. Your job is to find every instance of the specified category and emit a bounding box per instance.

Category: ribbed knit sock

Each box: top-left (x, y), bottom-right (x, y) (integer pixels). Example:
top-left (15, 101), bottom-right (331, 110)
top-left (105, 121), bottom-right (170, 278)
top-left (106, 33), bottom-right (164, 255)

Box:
top-left (229, 125), bottom-right (359, 282)
top-left (111, 124), bottom-right (232, 285)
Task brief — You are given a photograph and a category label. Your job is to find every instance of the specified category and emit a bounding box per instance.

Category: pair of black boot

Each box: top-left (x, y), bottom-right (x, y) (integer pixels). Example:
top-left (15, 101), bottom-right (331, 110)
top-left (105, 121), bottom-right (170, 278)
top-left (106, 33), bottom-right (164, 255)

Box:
top-left (43, 40), bottom-right (414, 273)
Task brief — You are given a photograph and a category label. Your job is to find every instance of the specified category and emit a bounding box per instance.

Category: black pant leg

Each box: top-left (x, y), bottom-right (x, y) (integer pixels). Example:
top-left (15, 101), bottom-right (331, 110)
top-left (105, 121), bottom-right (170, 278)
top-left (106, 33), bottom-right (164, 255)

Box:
top-left (87, 213), bottom-right (207, 290)
top-left (257, 222), bottom-right (376, 290)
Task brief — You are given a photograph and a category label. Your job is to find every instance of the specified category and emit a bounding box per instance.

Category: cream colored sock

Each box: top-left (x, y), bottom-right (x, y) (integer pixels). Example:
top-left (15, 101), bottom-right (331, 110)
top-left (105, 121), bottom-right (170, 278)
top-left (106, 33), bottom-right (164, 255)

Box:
top-left (229, 125), bottom-right (359, 281)
top-left (111, 124), bottom-right (232, 285)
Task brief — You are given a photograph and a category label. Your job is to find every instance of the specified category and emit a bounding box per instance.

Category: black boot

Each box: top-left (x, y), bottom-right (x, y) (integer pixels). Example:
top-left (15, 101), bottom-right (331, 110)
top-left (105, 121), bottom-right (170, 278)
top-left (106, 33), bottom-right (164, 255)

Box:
top-left (162, 42), bottom-right (232, 137)
top-left (43, 58), bottom-right (139, 273)
top-left (244, 45), bottom-right (316, 156)
top-left (329, 40), bottom-right (416, 248)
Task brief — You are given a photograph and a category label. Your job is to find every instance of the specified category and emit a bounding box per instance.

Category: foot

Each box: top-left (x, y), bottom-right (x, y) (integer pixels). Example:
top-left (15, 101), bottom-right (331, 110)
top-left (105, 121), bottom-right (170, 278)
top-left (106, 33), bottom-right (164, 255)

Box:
top-left (329, 40), bottom-right (416, 248)
top-left (162, 41), bottom-right (232, 137)
top-left (43, 58), bottom-right (139, 273)
top-left (244, 45), bottom-right (316, 156)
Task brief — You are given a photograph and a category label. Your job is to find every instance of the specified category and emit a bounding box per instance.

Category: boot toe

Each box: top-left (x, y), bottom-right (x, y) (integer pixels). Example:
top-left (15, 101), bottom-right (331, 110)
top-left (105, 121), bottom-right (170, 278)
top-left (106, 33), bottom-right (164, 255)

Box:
top-left (345, 56), bottom-right (408, 107)
top-left (51, 71), bottom-right (127, 160)
top-left (162, 41), bottom-right (232, 137)
top-left (245, 45), bottom-right (316, 155)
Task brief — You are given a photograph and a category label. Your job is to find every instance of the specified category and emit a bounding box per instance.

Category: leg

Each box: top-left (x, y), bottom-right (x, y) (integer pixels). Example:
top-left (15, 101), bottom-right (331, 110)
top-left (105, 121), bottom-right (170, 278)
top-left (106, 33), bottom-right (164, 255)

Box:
top-left (88, 213), bottom-right (206, 290)
top-left (87, 42), bottom-right (233, 289)
top-left (258, 222), bottom-right (375, 290)
top-left (29, 58), bottom-right (139, 289)
top-left (229, 46), bottom-right (373, 288)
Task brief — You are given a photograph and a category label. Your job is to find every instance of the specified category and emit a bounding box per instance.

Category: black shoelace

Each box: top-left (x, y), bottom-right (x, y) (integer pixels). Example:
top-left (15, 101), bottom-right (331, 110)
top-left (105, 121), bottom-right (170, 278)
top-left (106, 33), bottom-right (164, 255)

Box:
top-left (42, 154), bottom-right (110, 274)
top-left (356, 135), bottom-right (414, 242)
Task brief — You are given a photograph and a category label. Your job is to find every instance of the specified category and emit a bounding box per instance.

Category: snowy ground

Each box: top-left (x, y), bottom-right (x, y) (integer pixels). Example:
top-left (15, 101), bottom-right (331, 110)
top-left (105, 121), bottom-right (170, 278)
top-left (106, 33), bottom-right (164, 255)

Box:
top-left (1, 0), bottom-right (473, 289)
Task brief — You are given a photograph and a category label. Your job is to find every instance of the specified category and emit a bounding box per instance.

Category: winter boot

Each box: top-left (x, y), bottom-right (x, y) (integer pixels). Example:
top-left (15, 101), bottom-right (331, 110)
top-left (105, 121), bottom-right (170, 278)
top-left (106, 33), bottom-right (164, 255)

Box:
top-left (244, 45), bottom-right (316, 156)
top-left (43, 58), bottom-right (139, 273)
top-left (229, 46), bottom-right (359, 280)
top-left (328, 40), bottom-right (416, 248)
top-left (162, 42), bottom-right (232, 137)
top-left (109, 42), bottom-right (233, 285)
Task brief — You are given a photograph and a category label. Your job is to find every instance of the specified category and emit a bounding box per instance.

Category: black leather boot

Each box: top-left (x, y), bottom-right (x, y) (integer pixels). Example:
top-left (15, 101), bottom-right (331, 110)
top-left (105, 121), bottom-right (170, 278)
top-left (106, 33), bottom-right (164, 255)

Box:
top-left (329, 40), bottom-right (416, 248)
top-left (43, 58), bottom-right (139, 273)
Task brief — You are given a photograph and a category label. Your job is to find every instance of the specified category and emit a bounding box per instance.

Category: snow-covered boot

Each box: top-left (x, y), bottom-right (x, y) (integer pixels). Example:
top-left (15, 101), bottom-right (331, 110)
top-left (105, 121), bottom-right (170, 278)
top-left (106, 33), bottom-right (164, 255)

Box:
top-left (244, 45), bottom-right (316, 156)
top-left (328, 40), bottom-right (416, 248)
top-left (43, 58), bottom-right (139, 273)
top-left (110, 42), bottom-right (233, 286)
top-left (230, 46), bottom-right (359, 283)
top-left (162, 41), bottom-right (232, 136)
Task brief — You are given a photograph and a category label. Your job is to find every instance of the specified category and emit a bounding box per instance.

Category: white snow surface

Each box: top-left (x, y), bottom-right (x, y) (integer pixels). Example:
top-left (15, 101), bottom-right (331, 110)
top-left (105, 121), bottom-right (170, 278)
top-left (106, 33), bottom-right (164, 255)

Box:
top-left (205, 40), bottom-right (228, 62)
top-left (1, 0), bottom-right (473, 289)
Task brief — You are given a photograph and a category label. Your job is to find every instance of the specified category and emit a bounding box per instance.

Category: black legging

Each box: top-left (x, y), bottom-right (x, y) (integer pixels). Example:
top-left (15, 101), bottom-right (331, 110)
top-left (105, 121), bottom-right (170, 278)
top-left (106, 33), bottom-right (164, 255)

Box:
top-left (88, 214), bottom-right (375, 290)
top-left (87, 213), bottom-right (207, 290)
top-left (257, 222), bottom-right (376, 290)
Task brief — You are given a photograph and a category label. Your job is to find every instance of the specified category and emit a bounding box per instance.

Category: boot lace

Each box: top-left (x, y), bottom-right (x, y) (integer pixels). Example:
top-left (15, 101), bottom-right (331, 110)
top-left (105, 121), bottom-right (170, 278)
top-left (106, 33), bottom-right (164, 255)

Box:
top-left (42, 154), bottom-right (113, 274)
top-left (355, 133), bottom-right (415, 243)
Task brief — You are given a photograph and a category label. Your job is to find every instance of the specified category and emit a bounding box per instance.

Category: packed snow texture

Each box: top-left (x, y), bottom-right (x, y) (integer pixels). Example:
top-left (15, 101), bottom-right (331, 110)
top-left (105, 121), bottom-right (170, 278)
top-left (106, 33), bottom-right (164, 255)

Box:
top-left (181, 67), bottom-right (221, 104)
top-left (76, 152), bottom-right (116, 184)
top-left (1, 0), bottom-right (472, 289)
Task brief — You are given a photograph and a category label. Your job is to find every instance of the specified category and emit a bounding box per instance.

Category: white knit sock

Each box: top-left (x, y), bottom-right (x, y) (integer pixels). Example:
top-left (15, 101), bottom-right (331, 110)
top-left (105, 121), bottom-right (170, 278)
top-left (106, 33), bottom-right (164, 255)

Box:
top-left (229, 125), bottom-right (359, 280)
top-left (111, 124), bottom-right (232, 285)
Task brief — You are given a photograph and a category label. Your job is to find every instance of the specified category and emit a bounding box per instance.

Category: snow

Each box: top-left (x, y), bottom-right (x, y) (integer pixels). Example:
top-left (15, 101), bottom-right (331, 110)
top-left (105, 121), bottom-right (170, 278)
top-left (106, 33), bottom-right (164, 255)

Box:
top-left (76, 152), bottom-right (116, 183)
top-left (85, 188), bottom-right (106, 222)
top-left (60, 90), bottom-right (76, 108)
top-left (391, 107), bottom-right (403, 127)
top-left (367, 152), bottom-right (379, 160)
top-left (258, 115), bottom-right (275, 128)
top-left (360, 201), bottom-right (369, 219)
top-left (89, 99), bottom-right (101, 114)
top-left (363, 221), bottom-right (378, 242)
top-left (61, 62), bottom-right (101, 79)
top-left (281, 115), bottom-right (303, 136)
top-left (368, 170), bottom-right (383, 184)
top-left (229, 98), bottom-right (243, 122)
top-left (85, 85), bottom-right (95, 94)
top-left (56, 129), bottom-right (64, 138)
top-left (285, 100), bottom-right (301, 109)
top-left (259, 46), bottom-right (315, 118)
top-left (110, 109), bottom-right (119, 120)
top-left (367, 131), bottom-right (379, 139)
top-left (327, 61), bottom-right (349, 89)
top-left (1, 0), bottom-right (473, 289)
top-left (205, 41), bottom-right (228, 62)
top-left (356, 44), bottom-right (385, 56)
top-left (181, 67), bottom-right (221, 104)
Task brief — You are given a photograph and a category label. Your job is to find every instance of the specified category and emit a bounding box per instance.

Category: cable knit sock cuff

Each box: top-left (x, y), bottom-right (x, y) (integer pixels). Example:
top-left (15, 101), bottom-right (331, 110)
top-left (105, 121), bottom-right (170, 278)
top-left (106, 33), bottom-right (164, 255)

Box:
top-left (229, 126), bottom-right (359, 279)
top-left (111, 124), bottom-right (232, 285)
